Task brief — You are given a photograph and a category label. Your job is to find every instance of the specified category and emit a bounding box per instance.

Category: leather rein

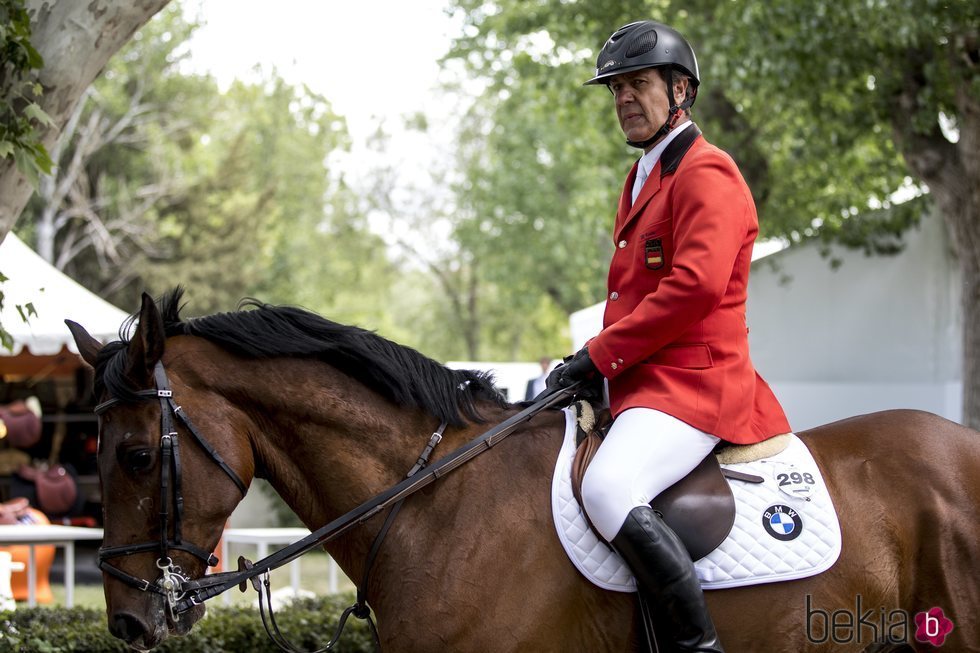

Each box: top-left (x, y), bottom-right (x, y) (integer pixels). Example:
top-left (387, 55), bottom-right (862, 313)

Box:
top-left (94, 360), bottom-right (577, 644)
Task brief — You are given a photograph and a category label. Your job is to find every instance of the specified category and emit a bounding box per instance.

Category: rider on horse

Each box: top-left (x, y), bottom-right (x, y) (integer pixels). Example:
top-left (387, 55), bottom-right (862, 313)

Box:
top-left (545, 20), bottom-right (792, 652)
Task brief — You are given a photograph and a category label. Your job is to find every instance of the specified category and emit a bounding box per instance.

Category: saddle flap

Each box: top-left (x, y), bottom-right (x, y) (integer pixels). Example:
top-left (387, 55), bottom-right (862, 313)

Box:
top-left (650, 454), bottom-right (735, 561)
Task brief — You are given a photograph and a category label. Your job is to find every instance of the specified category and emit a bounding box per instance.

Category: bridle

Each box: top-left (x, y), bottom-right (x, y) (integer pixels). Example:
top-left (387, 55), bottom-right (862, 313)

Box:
top-left (94, 361), bottom-right (247, 620)
top-left (94, 358), bottom-right (579, 648)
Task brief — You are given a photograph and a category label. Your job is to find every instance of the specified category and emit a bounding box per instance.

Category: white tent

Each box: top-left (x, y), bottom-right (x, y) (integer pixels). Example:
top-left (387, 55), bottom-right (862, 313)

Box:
top-left (0, 233), bottom-right (129, 357)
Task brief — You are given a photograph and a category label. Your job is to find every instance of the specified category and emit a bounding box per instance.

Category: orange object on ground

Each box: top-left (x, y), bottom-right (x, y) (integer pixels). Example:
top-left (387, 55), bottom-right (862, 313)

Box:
top-left (0, 506), bottom-right (56, 603)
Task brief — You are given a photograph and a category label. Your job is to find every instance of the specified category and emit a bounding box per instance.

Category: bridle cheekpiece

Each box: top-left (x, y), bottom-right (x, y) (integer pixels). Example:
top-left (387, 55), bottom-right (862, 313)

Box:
top-left (94, 361), bottom-right (247, 620)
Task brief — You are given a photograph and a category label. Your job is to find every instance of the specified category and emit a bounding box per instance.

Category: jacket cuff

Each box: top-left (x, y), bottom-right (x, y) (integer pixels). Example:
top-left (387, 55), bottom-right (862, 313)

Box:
top-left (587, 335), bottom-right (627, 380)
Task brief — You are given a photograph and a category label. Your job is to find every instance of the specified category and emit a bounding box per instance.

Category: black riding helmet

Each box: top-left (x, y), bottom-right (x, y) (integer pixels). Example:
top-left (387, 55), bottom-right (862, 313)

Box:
top-left (585, 21), bottom-right (700, 149)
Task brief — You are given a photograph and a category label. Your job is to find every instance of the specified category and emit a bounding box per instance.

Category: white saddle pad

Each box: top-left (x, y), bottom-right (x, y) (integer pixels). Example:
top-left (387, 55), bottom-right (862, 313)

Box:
top-left (552, 408), bottom-right (842, 591)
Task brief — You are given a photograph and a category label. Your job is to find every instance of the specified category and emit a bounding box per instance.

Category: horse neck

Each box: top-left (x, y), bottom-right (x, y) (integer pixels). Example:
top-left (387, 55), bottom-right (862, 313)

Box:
top-left (233, 358), bottom-right (462, 574)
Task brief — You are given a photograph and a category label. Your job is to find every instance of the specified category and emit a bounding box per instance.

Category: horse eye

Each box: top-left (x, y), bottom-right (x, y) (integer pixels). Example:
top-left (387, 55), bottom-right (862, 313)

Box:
top-left (123, 449), bottom-right (154, 473)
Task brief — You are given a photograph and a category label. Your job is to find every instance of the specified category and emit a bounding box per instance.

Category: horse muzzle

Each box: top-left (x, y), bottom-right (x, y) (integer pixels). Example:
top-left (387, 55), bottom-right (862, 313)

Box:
top-left (108, 607), bottom-right (167, 651)
top-left (107, 597), bottom-right (205, 650)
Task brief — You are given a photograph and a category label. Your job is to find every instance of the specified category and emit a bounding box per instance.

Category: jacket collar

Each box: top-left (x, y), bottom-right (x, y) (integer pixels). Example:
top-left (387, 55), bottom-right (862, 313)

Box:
top-left (615, 123), bottom-right (703, 240)
top-left (659, 122), bottom-right (701, 177)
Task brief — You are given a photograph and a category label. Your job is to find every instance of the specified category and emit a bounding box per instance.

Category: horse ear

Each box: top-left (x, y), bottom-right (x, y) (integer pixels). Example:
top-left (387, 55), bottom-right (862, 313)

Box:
top-left (126, 292), bottom-right (166, 382)
top-left (65, 320), bottom-right (102, 368)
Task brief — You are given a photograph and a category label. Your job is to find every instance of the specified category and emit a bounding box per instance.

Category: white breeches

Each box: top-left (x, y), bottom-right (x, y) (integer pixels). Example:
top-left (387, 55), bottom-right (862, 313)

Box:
top-left (580, 407), bottom-right (720, 542)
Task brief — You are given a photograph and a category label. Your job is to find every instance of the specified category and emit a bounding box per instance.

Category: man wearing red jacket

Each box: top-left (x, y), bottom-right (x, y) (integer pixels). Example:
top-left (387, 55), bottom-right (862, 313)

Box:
top-left (546, 20), bottom-right (791, 653)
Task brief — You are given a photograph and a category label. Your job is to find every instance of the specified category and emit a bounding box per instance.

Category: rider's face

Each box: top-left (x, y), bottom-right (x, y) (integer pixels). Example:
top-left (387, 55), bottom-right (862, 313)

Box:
top-left (609, 69), bottom-right (687, 149)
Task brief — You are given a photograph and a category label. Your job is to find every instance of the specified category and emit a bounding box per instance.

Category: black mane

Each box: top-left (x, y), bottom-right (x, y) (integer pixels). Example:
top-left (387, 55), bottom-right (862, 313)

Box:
top-left (95, 288), bottom-right (509, 427)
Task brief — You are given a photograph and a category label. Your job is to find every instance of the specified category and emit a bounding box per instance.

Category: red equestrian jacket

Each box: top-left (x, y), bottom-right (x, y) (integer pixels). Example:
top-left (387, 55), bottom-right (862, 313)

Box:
top-left (588, 124), bottom-right (791, 444)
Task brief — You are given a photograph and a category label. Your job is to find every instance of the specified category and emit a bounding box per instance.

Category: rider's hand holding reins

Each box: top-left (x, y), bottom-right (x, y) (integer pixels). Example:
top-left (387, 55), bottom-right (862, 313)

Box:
top-left (539, 346), bottom-right (603, 401)
top-left (555, 347), bottom-right (598, 385)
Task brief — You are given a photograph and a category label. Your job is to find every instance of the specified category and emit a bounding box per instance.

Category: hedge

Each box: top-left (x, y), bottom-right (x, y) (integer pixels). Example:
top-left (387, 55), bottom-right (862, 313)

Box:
top-left (0, 593), bottom-right (376, 652)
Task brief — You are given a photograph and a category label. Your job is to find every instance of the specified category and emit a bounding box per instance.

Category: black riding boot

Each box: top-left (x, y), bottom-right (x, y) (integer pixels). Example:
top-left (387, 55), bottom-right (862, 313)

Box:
top-left (611, 505), bottom-right (724, 653)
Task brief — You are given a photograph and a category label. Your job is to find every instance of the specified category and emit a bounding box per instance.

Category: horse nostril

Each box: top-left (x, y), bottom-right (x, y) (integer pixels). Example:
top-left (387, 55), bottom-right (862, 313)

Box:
top-left (109, 612), bottom-right (146, 643)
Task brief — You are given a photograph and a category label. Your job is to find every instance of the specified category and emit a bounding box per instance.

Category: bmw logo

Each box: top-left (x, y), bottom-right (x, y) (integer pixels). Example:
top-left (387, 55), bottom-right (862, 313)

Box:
top-left (762, 504), bottom-right (803, 541)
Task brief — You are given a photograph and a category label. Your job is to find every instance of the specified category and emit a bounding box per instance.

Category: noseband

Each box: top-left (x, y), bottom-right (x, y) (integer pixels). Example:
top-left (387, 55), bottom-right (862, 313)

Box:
top-left (94, 361), bottom-right (247, 619)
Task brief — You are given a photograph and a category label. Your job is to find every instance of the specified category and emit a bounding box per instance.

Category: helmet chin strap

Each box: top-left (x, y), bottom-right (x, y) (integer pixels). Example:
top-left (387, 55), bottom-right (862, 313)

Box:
top-left (626, 67), bottom-right (696, 150)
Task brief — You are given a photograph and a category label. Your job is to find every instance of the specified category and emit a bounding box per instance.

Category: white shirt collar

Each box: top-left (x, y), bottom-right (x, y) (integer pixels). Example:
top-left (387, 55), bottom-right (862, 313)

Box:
top-left (637, 119), bottom-right (693, 181)
top-left (631, 120), bottom-right (693, 204)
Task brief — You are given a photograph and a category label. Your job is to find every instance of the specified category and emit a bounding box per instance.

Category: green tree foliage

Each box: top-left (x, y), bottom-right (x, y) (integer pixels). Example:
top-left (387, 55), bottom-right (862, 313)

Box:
top-left (451, 0), bottom-right (980, 251)
top-left (0, 0), bottom-right (50, 350)
top-left (681, 0), bottom-right (975, 249)
top-left (0, 0), bottom-right (51, 182)
top-left (142, 72), bottom-right (388, 318)
top-left (363, 116), bottom-right (578, 362)
top-left (453, 59), bottom-right (618, 315)
top-left (15, 5), bottom-right (395, 323)
top-left (441, 2), bottom-right (640, 358)
top-left (16, 5), bottom-right (219, 304)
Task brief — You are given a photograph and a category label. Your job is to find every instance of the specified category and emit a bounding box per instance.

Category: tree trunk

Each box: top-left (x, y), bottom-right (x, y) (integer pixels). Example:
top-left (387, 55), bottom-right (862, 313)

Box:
top-left (0, 0), bottom-right (171, 244)
top-left (934, 136), bottom-right (980, 430)
top-left (951, 81), bottom-right (980, 429)
top-left (895, 59), bottom-right (980, 429)
top-left (962, 257), bottom-right (980, 431)
top-left (913, 175), bottom-right (979, 430)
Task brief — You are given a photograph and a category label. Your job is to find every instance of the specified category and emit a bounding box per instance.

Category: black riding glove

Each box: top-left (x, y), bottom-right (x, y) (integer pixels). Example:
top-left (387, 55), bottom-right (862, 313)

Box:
top-left (560, 347), bottom-right (598, 385)
top-left (543, 364), bottom-right (566, 392)
top-left (542, 346), bottom-right (600, 398)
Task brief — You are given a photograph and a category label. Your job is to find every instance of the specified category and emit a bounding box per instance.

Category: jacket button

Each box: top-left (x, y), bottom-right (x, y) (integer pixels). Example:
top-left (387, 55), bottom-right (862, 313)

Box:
top-left (610, 291), bottom-right (619, 300)
top-left (617, 358), bottom-right (624, 365)
top-left (618, 240), bottom-right (627, 249)
top-left (610, 362), bottom-right (618, 370)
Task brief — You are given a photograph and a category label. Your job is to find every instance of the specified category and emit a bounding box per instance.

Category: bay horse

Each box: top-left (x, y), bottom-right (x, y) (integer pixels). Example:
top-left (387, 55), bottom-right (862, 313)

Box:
top-left (67, 289), bottom-right (979, 652)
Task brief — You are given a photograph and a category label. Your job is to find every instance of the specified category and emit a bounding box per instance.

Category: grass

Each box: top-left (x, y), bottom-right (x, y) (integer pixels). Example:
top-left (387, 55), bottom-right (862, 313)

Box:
top-left (30, 550), bottom-right (354, 611)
